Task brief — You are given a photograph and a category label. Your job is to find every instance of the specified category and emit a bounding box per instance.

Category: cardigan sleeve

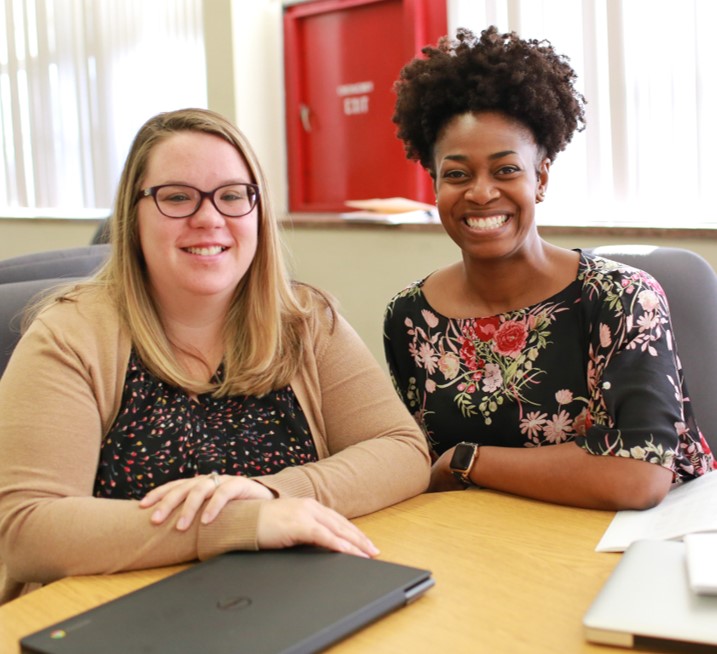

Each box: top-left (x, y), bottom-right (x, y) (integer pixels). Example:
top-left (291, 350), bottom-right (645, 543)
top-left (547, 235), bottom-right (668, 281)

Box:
top-left (0, 296), bottom-right (263, 603)
top-left (256, 308), bottom-right (431, 517)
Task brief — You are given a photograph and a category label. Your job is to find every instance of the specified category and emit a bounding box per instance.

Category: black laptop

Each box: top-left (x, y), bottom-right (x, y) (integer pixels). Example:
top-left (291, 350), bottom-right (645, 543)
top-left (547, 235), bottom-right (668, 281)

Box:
top-left (20, 548), bottom-right (434, 654)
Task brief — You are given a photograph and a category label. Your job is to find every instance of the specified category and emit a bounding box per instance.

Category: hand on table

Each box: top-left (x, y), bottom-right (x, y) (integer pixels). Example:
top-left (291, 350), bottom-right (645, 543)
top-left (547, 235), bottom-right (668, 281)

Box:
top-left (257, 498), bottom-right (380, 558)
top-left (139, 473), bottom-right (274, 530)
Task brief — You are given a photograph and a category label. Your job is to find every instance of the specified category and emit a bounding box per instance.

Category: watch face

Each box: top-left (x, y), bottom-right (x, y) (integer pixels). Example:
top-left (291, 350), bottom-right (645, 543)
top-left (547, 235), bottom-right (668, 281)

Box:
top-left (451, 443), bottom-right (476, 471)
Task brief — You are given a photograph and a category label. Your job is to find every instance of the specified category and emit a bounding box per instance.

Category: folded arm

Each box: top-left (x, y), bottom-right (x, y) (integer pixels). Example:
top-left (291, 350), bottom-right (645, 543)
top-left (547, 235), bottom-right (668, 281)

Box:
top-left (431, 441), bottom-right (672, 509)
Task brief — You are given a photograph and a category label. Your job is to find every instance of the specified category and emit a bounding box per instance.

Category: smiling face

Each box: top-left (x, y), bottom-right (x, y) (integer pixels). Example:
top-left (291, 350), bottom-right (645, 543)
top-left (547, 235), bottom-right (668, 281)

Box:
top-left (137, 130), bottom-right (258, 315)
top-left (433, 111), bottom-right (550, 263)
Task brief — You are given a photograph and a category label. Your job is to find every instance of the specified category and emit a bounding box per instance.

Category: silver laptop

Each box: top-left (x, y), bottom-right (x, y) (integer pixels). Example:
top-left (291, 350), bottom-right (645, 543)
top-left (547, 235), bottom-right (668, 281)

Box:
top-left (584, 539), bottom-right (717, 650)
top-left (20, 547), bottom-right (434, 654)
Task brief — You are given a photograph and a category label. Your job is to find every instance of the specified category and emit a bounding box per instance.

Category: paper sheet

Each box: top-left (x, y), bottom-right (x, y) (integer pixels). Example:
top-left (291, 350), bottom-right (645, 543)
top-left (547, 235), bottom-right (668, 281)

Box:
top-left (595, 470), bottom-right (717, 552)
top-left (339, 209), bottom-right (438, 225)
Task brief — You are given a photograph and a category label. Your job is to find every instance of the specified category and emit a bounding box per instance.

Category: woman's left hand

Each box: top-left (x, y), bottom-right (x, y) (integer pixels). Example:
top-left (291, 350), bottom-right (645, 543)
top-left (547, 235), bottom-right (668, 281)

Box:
top-left (139, 473), bottom-right (274, 530)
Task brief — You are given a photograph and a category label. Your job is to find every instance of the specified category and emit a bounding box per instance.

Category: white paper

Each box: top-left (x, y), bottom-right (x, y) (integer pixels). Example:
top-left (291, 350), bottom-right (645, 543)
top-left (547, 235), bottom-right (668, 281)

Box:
top-left (339, 209), bottom-right (438, 225)
top-left (595, 470), bottom-right (717, 552)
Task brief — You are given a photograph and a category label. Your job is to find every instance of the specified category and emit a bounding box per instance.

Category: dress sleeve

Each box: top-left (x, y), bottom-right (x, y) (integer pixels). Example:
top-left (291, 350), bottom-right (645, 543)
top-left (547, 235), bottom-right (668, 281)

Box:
top-left (257, 307), bottom-right (431, 517)
top-left (383, 292), bottom-right (413, 406)
top-left (576, 261), bottom-right (714, 481)
top-left (0, 306), bottom-right (262, 601)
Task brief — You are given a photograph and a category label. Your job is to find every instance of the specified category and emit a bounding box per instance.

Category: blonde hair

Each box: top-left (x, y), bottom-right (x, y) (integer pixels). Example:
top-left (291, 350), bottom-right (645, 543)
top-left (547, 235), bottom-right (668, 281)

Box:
top-left (37, 108), bottom-right (329, 396)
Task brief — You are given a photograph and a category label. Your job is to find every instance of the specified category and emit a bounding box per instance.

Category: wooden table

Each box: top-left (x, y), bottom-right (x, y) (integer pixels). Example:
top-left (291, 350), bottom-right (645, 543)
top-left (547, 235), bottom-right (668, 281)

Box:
top-left (0, 490), bottom-right (642, 653)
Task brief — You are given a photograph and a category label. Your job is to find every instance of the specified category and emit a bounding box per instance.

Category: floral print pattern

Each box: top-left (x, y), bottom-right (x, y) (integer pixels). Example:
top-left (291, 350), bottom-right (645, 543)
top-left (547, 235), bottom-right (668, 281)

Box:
top-left (384, 251), bottom-right (714, 483)
top-left (95, 351), bottom-right (317, 499)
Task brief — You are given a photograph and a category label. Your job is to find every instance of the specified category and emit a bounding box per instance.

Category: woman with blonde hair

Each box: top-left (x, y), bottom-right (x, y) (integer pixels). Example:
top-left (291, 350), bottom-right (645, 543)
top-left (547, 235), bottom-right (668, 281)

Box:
top-left (0, 108), bottom-right (430, 604)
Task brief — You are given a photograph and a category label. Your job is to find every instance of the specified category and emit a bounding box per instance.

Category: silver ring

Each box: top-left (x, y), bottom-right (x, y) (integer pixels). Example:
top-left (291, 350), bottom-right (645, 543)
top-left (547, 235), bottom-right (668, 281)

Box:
top-left (209, 472), bottom-right (221, 488)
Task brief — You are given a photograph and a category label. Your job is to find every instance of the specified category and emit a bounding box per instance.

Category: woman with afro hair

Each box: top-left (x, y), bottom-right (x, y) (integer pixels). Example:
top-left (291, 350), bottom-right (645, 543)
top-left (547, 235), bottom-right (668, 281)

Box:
top-left (383, 26), bottom-right (714, 509)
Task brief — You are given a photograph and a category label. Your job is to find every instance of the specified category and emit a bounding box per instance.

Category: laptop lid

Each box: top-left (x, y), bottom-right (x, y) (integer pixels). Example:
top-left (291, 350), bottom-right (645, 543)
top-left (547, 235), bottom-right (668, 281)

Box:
top-left (583, 539), bottom-right (717, 651)
top-left (20, 548), bottom-right (434, 654)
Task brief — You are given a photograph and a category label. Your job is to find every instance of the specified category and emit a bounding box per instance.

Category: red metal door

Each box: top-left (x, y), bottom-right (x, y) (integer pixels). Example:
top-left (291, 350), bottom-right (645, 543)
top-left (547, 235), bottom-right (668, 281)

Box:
top-left (284, 0), bottom-right (447, 212)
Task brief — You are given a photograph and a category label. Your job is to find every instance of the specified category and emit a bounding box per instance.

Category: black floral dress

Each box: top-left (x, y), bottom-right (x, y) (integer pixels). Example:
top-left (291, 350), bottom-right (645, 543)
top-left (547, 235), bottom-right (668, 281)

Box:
top-left (383, 251), bottom-right (714, 483)
top-left (94, 351), bottom-right (318, 499)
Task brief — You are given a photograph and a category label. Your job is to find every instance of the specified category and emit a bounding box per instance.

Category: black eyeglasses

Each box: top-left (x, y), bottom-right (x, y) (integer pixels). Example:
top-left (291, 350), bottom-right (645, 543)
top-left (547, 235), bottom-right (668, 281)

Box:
top-left (138, 183), bottom-right (260, 218)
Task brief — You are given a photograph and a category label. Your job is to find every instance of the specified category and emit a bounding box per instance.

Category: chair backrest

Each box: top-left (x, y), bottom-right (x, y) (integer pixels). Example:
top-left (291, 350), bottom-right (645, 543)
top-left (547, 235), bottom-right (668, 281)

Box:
top-left (586, 245), bottom-right (717, 453)
top-left (0, 245), bottom-right (110, 377)
top-left (0, 277), bottom-right (83, 377)
top-left (0, 244), bottom-right (110, 285)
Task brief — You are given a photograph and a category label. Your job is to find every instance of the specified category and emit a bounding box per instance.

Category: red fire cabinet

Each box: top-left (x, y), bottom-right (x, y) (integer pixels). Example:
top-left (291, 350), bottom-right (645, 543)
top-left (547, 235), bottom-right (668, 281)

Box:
top-left (283, 0), bottom-right (448, 212)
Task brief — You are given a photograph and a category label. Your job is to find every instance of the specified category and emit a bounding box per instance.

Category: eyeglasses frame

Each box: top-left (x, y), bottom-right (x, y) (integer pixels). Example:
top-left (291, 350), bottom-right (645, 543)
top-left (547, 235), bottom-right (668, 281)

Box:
top-left (138, 182), bottom-right (260, 219)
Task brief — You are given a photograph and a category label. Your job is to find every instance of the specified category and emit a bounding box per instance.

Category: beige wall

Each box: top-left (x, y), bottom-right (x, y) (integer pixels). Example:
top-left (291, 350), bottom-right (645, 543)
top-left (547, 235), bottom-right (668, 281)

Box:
top-left (0, 220), bottom-right (101, 260)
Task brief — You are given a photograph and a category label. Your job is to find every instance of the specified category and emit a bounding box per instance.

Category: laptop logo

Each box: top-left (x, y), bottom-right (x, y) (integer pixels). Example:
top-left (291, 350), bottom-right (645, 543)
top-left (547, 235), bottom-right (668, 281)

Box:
top-left (216, 596), bottom-right (252, 611)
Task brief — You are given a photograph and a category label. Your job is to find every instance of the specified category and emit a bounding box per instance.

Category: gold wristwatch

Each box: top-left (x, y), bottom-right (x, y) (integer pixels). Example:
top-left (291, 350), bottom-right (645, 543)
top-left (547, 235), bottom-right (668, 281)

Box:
top-left (449, 442), bottom-right (481, 486)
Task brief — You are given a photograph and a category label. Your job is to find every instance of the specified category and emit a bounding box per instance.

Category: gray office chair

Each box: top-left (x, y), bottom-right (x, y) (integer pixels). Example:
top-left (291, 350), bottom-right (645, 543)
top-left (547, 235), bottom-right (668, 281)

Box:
top-left (0, 244), bottom-right (109, 285)
top-left (0, 244), bottom-right (109, 376)
top-left (586, 245), bottom-right (717, 453)
top-left (0, 277), bottom-right (84, 377)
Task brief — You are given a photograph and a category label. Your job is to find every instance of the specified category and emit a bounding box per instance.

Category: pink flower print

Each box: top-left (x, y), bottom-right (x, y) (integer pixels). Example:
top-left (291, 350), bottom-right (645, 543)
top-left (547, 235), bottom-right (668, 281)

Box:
top-left (493, 320), bottom-right (528, 358)
top-left (481, 363), bottom-right (503, 393)
top-left (637, 312), bottom-right (660, 332)
top-left (421, 309), bottom-right (439, 329)
top-left (674, 421), bottom-right (689, 437)
top-left (425, 378), bottom-right (437, 393)
top-left (637, 289), bottom-right (660, 312)
top-left (543, 410), bottom-right (573, 443)
top-left (438, 352), bottom-right (460, 380)
top-left (417, 342), bottom-right (439, 374)
top-left (599, 323), bottom-right (612, 348)
top-left (555, 389), bottom-right (573, 406)
top-left (408, 342), bottom-right (420, 366)
top-left (520, 411), bottom-right (548, 439)
top-left (474, 316), bottom-right (501, 341)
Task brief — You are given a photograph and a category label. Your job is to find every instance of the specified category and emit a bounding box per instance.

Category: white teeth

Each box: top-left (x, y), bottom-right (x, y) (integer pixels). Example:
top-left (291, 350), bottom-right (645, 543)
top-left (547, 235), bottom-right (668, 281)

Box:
top-left (465, 215), bottom-right (508, 230)
top-left (185, 246), bottom-right (225, 256)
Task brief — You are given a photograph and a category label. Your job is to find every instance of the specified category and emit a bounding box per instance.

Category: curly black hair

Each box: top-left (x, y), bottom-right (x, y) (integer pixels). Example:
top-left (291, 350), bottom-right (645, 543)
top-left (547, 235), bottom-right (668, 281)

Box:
top-left (393, 26), bottom-right (586, 172)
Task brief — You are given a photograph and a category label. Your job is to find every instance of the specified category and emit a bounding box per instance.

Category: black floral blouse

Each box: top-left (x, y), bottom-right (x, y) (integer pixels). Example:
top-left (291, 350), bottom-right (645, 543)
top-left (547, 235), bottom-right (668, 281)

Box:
top-left (383, 251), bottom-right (715, 483)
top-left (94, 351), bottom-right (318, 499)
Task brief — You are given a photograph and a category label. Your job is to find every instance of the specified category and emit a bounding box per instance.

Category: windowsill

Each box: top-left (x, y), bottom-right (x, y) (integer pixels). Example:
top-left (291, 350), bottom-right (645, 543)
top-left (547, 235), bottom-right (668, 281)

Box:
top-left (2, 210), bottom-right (716, 240)
top-left (283, 213), bottom-right (717, 239)
top-left (0, 209), bottom-right (111, 221)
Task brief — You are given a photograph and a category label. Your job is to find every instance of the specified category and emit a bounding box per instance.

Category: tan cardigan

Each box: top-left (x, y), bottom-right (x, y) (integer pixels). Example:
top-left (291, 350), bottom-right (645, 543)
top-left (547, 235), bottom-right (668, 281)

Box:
top-left (0, 287), bottom-right (430, 603)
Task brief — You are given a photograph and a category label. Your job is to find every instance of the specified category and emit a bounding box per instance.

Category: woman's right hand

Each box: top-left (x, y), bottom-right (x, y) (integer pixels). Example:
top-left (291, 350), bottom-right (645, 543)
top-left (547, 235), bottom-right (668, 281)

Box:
top-left (257, 498), bottom-right (380, 559)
